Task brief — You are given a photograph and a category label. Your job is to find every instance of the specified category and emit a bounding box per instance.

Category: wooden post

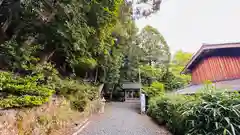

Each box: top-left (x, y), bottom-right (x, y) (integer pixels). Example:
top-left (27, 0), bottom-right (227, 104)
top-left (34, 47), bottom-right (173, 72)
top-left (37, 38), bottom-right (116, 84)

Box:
top-left (139, 68), bottom-right (141, 94)
top-left (124, 90), bottom-right (126, 102)
top-left (139, 68), bottom-right (144, 114)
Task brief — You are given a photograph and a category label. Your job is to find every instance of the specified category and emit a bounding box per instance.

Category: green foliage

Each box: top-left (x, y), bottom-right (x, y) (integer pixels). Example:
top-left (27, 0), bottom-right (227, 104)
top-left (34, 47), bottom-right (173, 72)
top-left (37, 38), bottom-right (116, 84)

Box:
top-left (105, 53), bottom-right (123, 84)
top-left (0, 0), bottom-right (171, 109)
top-left (119, 23), bottom-right (170, 85)
top-left (3, 84), bottom-right (52, 97)
top-left (56, 79), bottom-right (99, 101)
top-left (143, 82), bottom-right (164, 97)
top-left (148, 94), bottom-right (189, 134)
top-left (185, 92), bottom-right (240, 135)
top-left (148, 88), bottom-right (240, 135)
top-left (168, 50), bottom-right (193, 88)
top-left (1, 0), bottom-right (125, 77)
top-left (138, 25), bottom-right (170, 66)
top-left (172, 50), bottom-right (192, 66)
top-left (54, 78), bottom-right (99, 112)
top-left (161, 71), bottom-right (186, 91)
top-left (169, 65), bottom-right (191, 86)
top-left (0, 0), bottom-right (126, 108)
top-left (70, 93), bottom-right (89, 112)
top-left (140, 65), bottom-right (163, 79)
top-left (161, 50), bottom-right (193, 91)
top-left (72, 57), bottom-right (98, 71)
top-left (0, 95), bottom-right (49, 108)
top-left (0, 71), bottom-right (54, 108)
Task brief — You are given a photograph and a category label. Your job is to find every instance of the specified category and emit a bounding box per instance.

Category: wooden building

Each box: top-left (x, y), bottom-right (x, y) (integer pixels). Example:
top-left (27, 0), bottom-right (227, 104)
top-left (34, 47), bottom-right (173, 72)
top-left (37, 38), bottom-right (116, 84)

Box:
top-left (122, 83), bottom-right (141, 102)
top-left (177, 42), bottom-right (240, 94)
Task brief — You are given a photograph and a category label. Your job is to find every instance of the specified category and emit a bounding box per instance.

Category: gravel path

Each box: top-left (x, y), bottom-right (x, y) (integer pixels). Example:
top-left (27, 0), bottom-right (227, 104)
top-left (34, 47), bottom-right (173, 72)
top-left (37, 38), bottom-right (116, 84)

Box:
top-left (79, 102), bottom-right (171, 135)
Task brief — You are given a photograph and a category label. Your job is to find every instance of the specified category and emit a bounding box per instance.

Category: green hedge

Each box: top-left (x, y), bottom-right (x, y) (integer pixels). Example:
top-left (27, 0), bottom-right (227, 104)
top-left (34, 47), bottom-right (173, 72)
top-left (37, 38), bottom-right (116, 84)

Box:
top-left (148, 91), bottom-right (240, 135)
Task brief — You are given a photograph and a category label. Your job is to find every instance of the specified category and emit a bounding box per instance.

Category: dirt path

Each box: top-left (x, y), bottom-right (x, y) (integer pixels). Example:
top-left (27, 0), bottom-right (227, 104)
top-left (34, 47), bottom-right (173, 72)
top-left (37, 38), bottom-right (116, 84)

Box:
top-left (78, 102), bottom-right (171, 135)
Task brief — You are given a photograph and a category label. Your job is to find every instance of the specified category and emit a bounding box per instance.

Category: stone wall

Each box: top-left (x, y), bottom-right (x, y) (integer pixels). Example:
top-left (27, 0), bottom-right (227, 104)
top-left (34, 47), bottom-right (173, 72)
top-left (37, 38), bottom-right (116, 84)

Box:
top-left (0, 97), bottom-right (101, 135)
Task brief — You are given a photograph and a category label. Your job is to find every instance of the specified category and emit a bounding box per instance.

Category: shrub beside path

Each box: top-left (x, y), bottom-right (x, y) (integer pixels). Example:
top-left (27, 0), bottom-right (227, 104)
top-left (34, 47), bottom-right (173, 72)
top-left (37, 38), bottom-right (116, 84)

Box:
top-left (78, 102), bottom-right (171, 135)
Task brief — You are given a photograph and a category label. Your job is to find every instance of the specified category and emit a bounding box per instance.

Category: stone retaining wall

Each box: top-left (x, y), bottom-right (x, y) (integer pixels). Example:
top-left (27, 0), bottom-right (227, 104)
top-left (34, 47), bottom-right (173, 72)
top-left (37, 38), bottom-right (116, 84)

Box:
top-left (0, 97), bottom-right (101, 135)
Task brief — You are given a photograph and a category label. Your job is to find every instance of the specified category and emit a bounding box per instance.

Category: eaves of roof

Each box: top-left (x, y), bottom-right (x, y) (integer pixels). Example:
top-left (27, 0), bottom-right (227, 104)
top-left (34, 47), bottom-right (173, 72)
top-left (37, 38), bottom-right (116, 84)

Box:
top-left (181, 42), bottom-right (240, 74)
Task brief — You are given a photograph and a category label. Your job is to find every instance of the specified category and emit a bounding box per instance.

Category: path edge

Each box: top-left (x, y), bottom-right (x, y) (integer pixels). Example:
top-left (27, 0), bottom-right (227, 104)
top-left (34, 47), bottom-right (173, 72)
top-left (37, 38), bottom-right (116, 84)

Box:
top-left (72, 118), bottom-right (90, 135)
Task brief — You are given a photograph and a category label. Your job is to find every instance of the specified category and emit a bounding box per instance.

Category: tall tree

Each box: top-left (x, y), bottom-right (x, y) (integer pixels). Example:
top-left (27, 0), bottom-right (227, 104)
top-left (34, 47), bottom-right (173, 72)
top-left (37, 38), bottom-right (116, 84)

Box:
top-left (0, 0), bottom-right (21, 43)
top-left (119, 25), bottom-right (170, 86)
top-left (169, 50), bottom-right (193, 87)
top-left (172, 50), bottom-right (192, 66)
top-left (128, 0), bottom-right (162, 19)
top-left (137, 25), bottom-right (170, 67)
top-left (0, 0), bottom-right (124, 78)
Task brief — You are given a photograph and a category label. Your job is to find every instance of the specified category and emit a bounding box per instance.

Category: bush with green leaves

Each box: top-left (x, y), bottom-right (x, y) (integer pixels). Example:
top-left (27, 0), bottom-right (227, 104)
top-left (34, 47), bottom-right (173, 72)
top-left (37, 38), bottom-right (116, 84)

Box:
top-left (53, 78), bottom-right (99, 112)
top-left (0, 95), bottom-right (50, 108)
top-left (184, 92), bottom-right (240, 135)
top-left (69, 92), bottom-right (89, 112)
top-left (147, 94), bottom-right (192, 134)
top-left (161, 71), bottom-right (186, 91)
top-left (143, 81), bottom-right (165, 97)
top-left (0, 70), bottom-right (99, 111)
top-left (148, 89), bottom-right (240, 135)
top-left (0, 71), bottom-right (54, 108)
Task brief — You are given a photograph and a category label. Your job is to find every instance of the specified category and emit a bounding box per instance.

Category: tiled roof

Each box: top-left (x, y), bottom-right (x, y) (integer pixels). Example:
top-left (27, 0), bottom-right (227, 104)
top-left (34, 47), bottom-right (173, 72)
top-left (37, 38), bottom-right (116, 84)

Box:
top-left (122, 83), bottom-right (142, 90)
top-left (175, 79), bottom-right (240, 94)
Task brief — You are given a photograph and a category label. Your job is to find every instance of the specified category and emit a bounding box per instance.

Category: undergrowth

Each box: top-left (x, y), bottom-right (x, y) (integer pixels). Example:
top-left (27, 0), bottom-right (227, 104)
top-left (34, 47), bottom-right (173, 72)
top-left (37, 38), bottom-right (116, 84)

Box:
top-left (0, 71), bottom-right (54, 108)
top-left (148, 86), bottom-right (240, 135)
top-left (0, 62), bottom-right (99, 112)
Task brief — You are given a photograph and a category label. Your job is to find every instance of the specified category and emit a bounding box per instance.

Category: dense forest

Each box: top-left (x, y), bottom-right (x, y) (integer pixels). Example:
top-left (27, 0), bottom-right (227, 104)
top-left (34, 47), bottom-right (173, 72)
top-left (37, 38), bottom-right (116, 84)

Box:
top-left (0, 0), bottom-right (190, 109)
top-left (1, 1), bottom-right (240, 135)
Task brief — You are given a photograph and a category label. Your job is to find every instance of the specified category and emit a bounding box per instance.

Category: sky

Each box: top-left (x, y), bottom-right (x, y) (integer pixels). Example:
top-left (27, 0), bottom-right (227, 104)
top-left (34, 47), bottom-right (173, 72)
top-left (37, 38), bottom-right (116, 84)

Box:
top-left (136, 0), bottom-right (240, 54)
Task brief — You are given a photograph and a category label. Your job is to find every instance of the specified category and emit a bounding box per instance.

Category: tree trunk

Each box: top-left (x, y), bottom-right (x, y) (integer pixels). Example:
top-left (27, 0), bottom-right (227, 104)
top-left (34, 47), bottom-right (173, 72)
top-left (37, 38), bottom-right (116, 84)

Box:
top-left (94, 67), bottom-right (98, 83)
top-left (40, 50), bottom-right (55, 64)
top-left (0, 28), bottom-right (7, 44)
top-left (109, 84), bottom-right (115, 101)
